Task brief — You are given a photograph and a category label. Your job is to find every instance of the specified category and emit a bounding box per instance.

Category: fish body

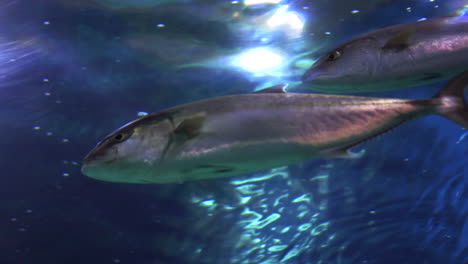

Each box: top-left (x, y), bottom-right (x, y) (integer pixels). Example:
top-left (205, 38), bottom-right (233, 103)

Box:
top-left (125, 33), bottom-right (233, 66)
top-left (302, 15), bottom-right (468, 92)
top-left (82, 72), bottom-right (468, 184)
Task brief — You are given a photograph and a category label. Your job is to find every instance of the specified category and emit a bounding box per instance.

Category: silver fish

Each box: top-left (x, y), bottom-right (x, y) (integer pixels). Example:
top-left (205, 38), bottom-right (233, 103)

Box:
top-left (302, 15), bottom-right (468, 92)
top-left (82, 71), bottom-right (468, 184)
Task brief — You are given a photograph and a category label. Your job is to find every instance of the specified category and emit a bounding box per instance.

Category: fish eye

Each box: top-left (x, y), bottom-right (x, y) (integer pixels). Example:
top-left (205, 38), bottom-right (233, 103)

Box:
top-left (113, 132), bottom-right (130, 142)
top-left (326, 50), bottom-right (341, 61)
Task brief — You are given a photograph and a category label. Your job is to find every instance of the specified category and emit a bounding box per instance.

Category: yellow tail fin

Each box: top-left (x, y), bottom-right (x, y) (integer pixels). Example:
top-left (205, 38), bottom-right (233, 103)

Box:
top-left (433, 71), bottom-right (468, 127)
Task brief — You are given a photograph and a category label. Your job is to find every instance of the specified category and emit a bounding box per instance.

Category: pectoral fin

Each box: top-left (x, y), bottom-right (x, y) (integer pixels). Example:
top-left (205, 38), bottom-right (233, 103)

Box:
top-left (382, 28), bottom-right (414, 51)
top-left (323, 148), bottom-right (366, 159)
top-left (160, 113), bottom-right (206, 161)
top-left (173, 113), bottom-right (206, 140)
top-left (193, 164), bottom-right (234, 173)
top-left (420, 72), bottom-right (443, 81)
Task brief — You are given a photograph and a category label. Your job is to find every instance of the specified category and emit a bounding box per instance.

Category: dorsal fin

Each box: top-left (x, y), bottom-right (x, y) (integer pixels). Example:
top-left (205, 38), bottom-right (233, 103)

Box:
top-left (254, 84), bottom-right (288, 93)
top-left (382, 28), bottom-right (414, 51)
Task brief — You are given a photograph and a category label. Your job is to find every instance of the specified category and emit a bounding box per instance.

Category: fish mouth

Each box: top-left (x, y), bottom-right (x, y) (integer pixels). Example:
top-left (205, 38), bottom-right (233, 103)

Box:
top-left (81, 151), bottom-right (114, 178)
top-left (83, 151), bottom-right (94, 164)
top-left (301, 71), bottom-right (345, 92)
top-left (81, 157), bottom-right (120, 179)
top-left (301, 67), bottom-right (323, 83)
top-left (81, 162), bottom-right (150, 184)
top-left (83, 147), bottom-right (118, 165)
top-left (81, 153), bottom-right (98, 177)
top-left (81, 160), bottom-right (98, 177)
top-left (80, 161), bottom-right (115, 182)
top-left (301, 68), bottom-right (337, 87)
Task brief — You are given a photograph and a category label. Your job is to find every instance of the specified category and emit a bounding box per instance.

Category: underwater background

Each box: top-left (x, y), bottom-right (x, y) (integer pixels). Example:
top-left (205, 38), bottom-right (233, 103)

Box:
top-left (1, 0), bottom-right (467, 263)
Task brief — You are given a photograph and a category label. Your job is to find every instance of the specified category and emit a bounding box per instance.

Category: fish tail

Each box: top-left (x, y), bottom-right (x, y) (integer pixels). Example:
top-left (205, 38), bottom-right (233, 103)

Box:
top-left (433, 70), bottom-right (468, 127)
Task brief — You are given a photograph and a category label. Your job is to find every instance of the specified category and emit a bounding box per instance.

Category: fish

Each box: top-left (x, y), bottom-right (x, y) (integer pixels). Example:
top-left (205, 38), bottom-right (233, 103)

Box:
top-left (124, 33), bottom-right (233, 66)
top-left (81, 71), bottom-right (468, 184)
top-left (301, 15), bottom-right (468, 92)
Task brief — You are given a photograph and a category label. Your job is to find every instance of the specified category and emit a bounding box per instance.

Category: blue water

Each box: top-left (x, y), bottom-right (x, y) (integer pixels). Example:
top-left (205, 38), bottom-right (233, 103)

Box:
top-left (1, 0), bottom-right (467, 263)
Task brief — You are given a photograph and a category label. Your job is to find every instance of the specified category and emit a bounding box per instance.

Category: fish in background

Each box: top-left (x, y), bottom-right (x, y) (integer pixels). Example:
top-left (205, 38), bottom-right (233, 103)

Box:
top-left (302, 15), bottom-right (468, 92)
top-left (48, 0), bottom-right (317, 85)
top-left (123, 31), bottom-right (321, 90)
top-left (124, 33), bottom-right (237, 67)
top-left (50, 0), bottom-right (188, 11)
top-left (88, 0), bottom-right (185, 9)
top-left (81, 71), bottom-right (468, 184)
top-left (48, 0), bottom-right (250, 23)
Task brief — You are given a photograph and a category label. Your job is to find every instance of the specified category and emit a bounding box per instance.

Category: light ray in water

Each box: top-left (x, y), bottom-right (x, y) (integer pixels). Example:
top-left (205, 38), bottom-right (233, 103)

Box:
top-left (265, 5), bottom-right (305, 38)
top-left (0, 38), bottom-right (40, 87)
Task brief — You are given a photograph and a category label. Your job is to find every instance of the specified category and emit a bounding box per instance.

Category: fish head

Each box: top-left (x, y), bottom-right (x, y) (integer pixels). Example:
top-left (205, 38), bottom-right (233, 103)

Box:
top-left (81, 114), bottom-right (174, 183)
top-left (301, 37), bottom-right (383, 92)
